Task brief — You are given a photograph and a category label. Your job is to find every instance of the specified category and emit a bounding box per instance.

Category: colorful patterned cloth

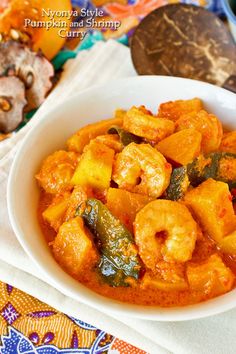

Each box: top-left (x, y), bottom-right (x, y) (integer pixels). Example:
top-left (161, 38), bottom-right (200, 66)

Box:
top-left (0, 282), bottom-right (146, 353)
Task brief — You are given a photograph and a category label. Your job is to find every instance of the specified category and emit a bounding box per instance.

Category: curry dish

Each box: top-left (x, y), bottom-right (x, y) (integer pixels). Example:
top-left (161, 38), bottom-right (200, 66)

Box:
top-left (36, 98), bottom-right (236, 307)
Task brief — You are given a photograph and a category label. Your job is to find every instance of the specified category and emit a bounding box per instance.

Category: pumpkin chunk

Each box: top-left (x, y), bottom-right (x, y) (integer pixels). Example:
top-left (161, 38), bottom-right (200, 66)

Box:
top-left (106, 188), bottom-right (152, 232)
top-left (141, 262), bottom-right (188, 291)
top-left (141, 272), bottom-right (188, 291)
top-left (185, 179), bottom-right (236, 243)
top-left (114, 108), bottom-right (127, 120)
top-left (124, 106), bottom-right (174, 142)
top-left (187, 254), bottom-right (234, 295)
top-left (71, 141), bottom-right (114, 190)
top-left (157, 98), bottom-right (203, 121)
top-left (93, 134), bottom-right (123, 152)
top-left (219, 231), bottom-right (236, 255)
top-left (53, 217), bottom-right (98, 276)
top-left (67, 117), bottom-right (123, 153)
top-left (156, 128), bottom-right (201, 165)
top-left (176, 110), bottom-right (223, 153)
top-left (43, 186), bottom-right (91, 231)
top-left (43, 197), bottom-right (69, 232)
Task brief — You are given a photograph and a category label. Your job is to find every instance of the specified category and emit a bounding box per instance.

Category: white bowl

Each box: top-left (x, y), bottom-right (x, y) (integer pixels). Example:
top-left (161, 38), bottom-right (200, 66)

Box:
top-left (8, 76), bottom-right (236, 321)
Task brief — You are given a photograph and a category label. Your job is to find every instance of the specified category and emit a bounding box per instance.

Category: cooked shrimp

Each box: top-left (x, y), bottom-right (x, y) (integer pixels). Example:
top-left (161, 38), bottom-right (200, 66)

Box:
top-left (36, 150), bottom-right (79, 194)
top-left (175, 110), bottom-right (223, 153)
top-left (123, 106), bottom-right (174, 142)
top-left (112, 143), bottom-right (172, 198)
top-left (134, 200), bottom-right (198, 270)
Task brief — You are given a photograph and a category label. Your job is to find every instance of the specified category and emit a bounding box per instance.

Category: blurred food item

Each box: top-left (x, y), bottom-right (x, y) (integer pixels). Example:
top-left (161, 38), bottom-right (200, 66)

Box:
top-left (0, 0), bottom-right (72, 59)
top-left (0, 1), bottom-right (9, 13)
top-left (33, 0), bottom-right (72, 59)
top-left (0, 40), bottom-right (54, 133)
top-left (131, 4), bottom-right (236, 86)
top-left (105, 0), bottom-right (162, 19)
top-left (0, 41), bottom-right (54, 111)
top-left (94, 0), bottom-right (126, 6)
top-left (0, 133), bottom-right (11, 141)
top-left (0, 76), bottom-right (26, 133)
top-left (103, 16), bottom-right (139, 40)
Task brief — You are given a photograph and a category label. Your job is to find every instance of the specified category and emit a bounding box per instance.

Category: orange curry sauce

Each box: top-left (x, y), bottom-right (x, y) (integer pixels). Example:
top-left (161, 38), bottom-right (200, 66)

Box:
top-left (38, 191), bottom-right (236, 307)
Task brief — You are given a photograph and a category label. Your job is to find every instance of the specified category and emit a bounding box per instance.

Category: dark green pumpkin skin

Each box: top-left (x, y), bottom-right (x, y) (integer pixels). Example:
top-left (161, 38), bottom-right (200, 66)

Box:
top-left (167, 152), bottom-right (236, 201)
top-left (166, 166), bottom-right (189, 201)
top-left (187, 152), bottom-right (236, 189)
top-left (79, 198), bottom-right (141, 287)
top-left (108, 125), bottom-right (142, 146)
